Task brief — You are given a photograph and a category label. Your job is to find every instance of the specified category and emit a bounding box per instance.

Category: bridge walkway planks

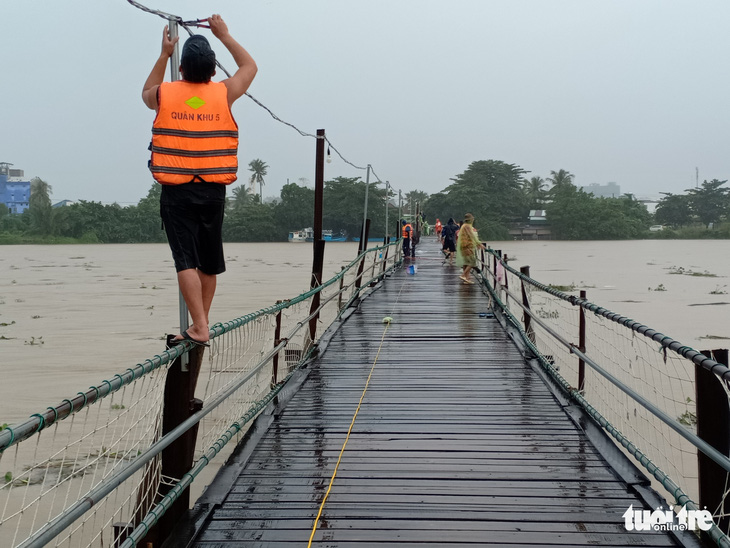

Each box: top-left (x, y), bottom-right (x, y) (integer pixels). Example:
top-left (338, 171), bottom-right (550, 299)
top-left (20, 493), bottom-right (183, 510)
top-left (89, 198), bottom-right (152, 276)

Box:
top-left (188, 238), bottom-right (699, 547)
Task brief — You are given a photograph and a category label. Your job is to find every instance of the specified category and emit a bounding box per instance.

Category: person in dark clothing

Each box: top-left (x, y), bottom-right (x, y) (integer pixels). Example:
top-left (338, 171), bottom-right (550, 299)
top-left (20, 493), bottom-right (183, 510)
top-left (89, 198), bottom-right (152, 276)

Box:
top-left (441, 218), bottom-right (458, 266)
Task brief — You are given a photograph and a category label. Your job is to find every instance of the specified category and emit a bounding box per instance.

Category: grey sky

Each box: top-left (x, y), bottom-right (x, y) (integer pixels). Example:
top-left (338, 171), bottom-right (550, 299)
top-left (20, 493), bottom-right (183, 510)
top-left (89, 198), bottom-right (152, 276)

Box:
top-left (2, 0), bottom-right (728, 205)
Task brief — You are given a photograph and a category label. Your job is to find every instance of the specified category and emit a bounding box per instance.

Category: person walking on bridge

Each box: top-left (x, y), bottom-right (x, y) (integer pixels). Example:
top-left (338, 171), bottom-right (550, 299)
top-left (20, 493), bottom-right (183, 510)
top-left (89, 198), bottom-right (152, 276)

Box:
top-left (456, 213), bottom-right (485, 284)
top-left (401, 219), bottom-right (413, 260)
top-left (441, 218), bottom-right (458, 265)
top-left (142, 14), bottom-right (258, 345)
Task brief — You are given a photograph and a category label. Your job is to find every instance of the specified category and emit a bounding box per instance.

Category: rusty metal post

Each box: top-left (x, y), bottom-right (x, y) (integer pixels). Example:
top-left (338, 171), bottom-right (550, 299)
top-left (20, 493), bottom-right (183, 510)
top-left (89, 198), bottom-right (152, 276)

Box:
top-left (138, 339), bottom-right (204, 546)
top-left (313, 129), bottom-right (324, 242)
top-left (578, 290), bottom-right (587, 392)
top-left (354, 219), bottom-right (371, 291)
top-left (272, 301), bottom-right (283, 385)
top-left (502, 254), bottom-right (509, 292)
top-left (369, 247), bottom-right (378, 287)
top-left (337, 266), bottom-right (345, 310)
top-left (520, 266), bottom-right (535, 344)
top-left (308, 130), bottom-right (326, 343)
top-left (380, 239), bottom-right (390, 280)
top-left (697, 348), bottom-right (730, 533)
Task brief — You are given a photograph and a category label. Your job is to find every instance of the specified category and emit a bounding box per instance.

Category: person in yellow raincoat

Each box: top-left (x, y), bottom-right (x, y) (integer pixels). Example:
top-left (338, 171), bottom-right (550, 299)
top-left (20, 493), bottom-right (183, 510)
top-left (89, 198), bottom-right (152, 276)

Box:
top-left (455, 213), bottom-right (486, 284)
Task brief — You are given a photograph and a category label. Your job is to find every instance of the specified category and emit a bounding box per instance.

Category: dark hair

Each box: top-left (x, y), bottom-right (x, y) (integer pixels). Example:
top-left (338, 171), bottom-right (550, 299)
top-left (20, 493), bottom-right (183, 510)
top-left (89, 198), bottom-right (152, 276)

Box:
top-left (181, 35), bottom-right (216, 83)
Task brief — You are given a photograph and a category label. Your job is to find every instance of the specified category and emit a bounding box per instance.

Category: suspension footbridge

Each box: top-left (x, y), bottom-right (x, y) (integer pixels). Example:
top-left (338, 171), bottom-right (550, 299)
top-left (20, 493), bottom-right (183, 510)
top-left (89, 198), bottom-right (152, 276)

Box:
top-left (1, 238), bottom-right (728, 547)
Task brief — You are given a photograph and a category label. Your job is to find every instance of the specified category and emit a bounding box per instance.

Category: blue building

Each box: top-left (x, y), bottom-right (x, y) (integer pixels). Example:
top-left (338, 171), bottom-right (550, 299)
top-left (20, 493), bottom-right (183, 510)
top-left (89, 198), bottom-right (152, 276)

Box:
top-left (0, 163), bottom-right (31, 214)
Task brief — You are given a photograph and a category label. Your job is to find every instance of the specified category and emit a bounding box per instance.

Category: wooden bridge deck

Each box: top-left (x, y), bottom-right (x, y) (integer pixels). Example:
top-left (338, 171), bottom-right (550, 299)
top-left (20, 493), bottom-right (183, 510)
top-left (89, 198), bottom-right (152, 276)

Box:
top-left (181, 239), bottom-right (700, 548)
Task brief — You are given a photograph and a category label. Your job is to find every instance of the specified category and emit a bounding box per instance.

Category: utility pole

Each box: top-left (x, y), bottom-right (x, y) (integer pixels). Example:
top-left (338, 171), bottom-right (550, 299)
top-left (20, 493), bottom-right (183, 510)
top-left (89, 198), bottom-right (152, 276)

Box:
top-left (360, 165), bottom-right (371, 246)
top-left (385, 181), bottom-right (390, 241)
top-left (167, 17), bottom-right (189, 365)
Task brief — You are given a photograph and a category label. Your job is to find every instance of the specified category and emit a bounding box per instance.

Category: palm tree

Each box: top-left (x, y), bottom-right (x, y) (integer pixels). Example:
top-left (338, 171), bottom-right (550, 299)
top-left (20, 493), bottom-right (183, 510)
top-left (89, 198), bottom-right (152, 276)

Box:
top-left (248, 159), bottom-right (269, 199)
top-left (547, 169), bottom-right (575, 190)
top-left (523, 176), bottom-right (547, 208)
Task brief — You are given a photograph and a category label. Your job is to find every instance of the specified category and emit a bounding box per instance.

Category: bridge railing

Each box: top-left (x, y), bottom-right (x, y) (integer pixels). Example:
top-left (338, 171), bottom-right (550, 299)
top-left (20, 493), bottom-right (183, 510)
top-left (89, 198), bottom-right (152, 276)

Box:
top-left (0, 240), bottom-right (401, 548)
top-left (478, 248), bottom-right (730, 547)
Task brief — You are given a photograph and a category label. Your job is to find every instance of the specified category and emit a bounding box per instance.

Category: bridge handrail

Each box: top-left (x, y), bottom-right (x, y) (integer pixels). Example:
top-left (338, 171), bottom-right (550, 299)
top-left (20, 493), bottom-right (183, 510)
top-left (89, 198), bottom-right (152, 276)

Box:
top-left (0, 241), bottom-right (399, 455)
top-left (2, 240), bottom-right (401, 548)
top-left (488, 262), bottom-right (730, 475)
top-left (487, 248), bottom-right (730, 384)
top-left (478, 266), bottom-right (730, 548)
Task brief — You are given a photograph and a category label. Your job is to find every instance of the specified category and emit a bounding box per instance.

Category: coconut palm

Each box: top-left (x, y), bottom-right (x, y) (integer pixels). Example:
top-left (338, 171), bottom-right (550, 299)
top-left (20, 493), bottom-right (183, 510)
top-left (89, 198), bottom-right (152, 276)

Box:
top-left (547, 169), bottom-right (574, 191)
top-left (523, 176), bottom-right (547, 208)
top-left (248, 159), bottom-right (269, 199)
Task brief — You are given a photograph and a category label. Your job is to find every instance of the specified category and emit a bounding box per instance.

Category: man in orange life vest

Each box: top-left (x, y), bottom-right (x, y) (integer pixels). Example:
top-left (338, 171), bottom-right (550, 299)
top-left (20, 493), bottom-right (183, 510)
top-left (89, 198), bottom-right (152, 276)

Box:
top-left (401, 219), bottom-right (413, 259)
top-left (142, 15), bottom-right (257, 345)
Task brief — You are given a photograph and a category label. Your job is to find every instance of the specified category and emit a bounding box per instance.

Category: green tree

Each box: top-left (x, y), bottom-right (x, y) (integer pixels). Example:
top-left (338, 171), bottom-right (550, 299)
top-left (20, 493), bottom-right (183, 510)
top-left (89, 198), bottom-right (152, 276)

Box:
top-left (223, 185), bottom-right (278, 241)
top-left (248, 159), bottom-right (269, 200)
top-left (686, 179), bottom-right (729, 227)
top-left (547, 169), bottom-right (574, 188)
top-left (654, 193), bottom-right (693, 228)
top-left (273, 182), bottom-right (315, 239)
top-left (545, 185), bottom-right (595, 239)
top-left (523, 176), bottom-right (547, 210)
top-left (62, 201), bottom-right (126, 242)
top-left (547, 187), bottom-right (651, 239)
top-left (404, 190), bottom-right (429, 216)
top-left (28, 177), bottom-right (54, 235)
top-left (425, 160), bottom-right (528, 239)
top-left (323, 176), bottom-right (388, 238)
top-left (122, 183), bottom-right (166, 243)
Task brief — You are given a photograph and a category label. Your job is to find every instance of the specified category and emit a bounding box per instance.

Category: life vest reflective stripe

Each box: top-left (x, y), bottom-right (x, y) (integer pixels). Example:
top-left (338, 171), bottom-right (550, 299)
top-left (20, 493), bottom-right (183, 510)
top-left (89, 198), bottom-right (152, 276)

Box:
top-left (150, 81), bottom-right (239, 185)
top-left (402, 224), bottom-right (412, 238)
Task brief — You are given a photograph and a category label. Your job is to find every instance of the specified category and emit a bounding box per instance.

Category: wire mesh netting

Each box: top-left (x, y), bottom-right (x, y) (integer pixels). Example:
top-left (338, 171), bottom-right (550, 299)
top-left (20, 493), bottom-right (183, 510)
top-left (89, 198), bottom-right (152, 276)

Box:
top-left (479, 251), bottom-right (730, 543)
top-left (0, 243), bottom-right (400, 548)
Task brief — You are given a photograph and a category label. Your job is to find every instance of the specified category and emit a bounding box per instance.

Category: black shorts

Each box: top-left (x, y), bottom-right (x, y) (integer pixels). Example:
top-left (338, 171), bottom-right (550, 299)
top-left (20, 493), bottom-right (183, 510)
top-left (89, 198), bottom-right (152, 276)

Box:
top-left (160, 186), bottom-right (226, 275)
top-left (443, 240), bottom-right (456, 252)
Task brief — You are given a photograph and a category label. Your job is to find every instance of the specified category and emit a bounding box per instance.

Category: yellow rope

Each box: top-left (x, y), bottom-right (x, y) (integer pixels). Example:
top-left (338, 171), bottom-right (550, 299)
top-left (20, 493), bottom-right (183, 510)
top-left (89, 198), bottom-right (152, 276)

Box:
top-left (306, 321), bottom-right (391, 546)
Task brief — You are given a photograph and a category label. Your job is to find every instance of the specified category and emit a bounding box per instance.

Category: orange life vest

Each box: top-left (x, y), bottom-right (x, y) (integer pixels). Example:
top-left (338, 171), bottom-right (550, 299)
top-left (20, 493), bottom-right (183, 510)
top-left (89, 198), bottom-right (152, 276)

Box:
top-left (150, 81), bottom-right (239, 185)
top-left (402, 223), bottom-right (413, 239)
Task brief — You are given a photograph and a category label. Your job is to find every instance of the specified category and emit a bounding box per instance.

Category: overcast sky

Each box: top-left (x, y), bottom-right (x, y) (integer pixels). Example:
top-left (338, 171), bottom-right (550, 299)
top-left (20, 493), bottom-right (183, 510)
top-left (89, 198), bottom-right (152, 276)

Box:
top-left (2, 0), bottom-right (728, 205)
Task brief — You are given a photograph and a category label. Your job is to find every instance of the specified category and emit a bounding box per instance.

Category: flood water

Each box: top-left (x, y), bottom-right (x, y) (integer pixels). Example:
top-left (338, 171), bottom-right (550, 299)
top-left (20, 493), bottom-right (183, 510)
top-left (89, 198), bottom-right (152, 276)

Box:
top-left (0, 239), bottom-right (728, 424)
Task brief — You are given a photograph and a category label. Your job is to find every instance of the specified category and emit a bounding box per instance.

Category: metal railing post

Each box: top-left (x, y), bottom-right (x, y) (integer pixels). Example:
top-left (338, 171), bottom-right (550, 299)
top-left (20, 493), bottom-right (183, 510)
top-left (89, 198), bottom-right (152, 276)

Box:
top-left (138, 338), bottom-right (204, 546)
top-left (308, 129), bottom-right (326, 344)
top-left (354, 219), bottom-right (371, 291)
top-left (369, 248), bottom-right (378, 287)
top-left (520, 266), bottom-right (535, 343)
top-left (272, 301), bottom-right (283, 385)
top-left (578, 290), bottom-right (587, 392)
top-left (380, 240), bottom-right (390, 280)
top-left (697, 348), bottom-right (730, 533)
top-left (337, 266), bottom-right (345, 310)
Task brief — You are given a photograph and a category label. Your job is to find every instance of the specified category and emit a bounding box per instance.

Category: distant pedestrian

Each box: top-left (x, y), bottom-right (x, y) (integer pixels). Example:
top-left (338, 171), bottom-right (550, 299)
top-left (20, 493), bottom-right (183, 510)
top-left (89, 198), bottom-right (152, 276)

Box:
top-left (434, 218), bottom-right (443, 243)
top-left (441, 218), bottom-right (458, 265)
top-left (455, 213), bottom-right (486, 284)
top-left (401, 219), bottom-right (413, 259)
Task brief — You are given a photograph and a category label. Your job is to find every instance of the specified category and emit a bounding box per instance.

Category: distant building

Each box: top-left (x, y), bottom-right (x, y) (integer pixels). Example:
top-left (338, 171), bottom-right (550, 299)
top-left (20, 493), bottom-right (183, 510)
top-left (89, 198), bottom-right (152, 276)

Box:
top-left (581, 182), bottom-right (621, 198)
top-left (0, 163), bottom-right (31, 214)
top-left (52, 199), bottom-right (75, 208)
top-left (528, 210), bottom-right (547, 224)
top-left (508, 210), bottom-right (552, 240)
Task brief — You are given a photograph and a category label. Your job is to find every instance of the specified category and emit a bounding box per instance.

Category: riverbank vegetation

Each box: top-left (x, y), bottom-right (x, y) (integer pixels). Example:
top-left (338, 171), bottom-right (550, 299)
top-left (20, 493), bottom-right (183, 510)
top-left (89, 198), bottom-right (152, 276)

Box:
top-left (1, 160), bottom-right (728, 243)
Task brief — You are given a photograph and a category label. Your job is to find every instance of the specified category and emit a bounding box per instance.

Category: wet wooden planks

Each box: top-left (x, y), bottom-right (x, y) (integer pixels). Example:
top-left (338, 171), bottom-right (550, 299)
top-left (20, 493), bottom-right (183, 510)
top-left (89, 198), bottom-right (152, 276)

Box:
top-left (191, 240), bottom-right (690, 547)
